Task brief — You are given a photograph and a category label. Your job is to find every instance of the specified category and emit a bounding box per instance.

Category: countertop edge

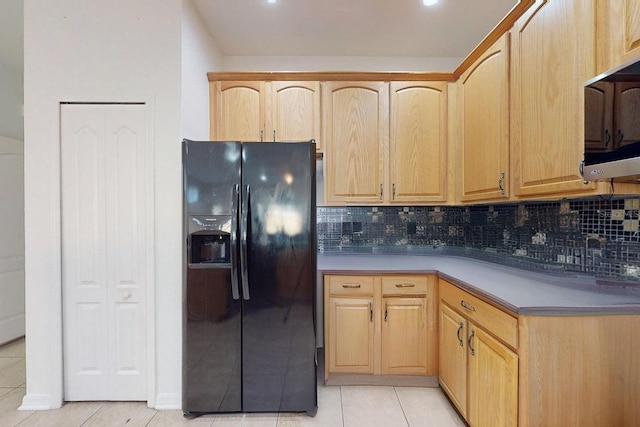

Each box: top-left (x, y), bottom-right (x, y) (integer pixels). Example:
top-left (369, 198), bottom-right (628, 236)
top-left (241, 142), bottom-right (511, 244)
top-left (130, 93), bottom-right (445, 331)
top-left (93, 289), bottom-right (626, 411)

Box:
top-left (318, 254), bottom-right (640, 316)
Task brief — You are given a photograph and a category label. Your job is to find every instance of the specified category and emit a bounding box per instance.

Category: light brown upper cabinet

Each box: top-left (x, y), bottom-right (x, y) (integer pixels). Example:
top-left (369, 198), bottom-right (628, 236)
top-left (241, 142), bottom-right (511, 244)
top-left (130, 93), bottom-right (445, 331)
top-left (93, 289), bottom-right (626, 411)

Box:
top-left (390, 82), bottom-right (448, 204)
top-left (210, 81), bottom-right (265, 141)
top-left (210, 80), bottom-right (322, 151)
top-left (511, 0), bottom-right (598, 197)
top-left (267, 81), bottom-right (322, 151)
top-left (596, 0), bottom-right (640, 75)
top-left (323, 81), bottom-right (389, 204)
top-left (458, 33), bottom-right (510, 203)
top-left (323, 81), bottom-right (447, 205)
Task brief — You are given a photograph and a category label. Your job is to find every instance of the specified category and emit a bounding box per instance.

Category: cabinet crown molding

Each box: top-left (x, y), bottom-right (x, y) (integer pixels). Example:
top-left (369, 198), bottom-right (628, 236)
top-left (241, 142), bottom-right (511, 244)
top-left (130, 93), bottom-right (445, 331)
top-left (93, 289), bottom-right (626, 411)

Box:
top-left (207, 71), bottom-right (456, 82)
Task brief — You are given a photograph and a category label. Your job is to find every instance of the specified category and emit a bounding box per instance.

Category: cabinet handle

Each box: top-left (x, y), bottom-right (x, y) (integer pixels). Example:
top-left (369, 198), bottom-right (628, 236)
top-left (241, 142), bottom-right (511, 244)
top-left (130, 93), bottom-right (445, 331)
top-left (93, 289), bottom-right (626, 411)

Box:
top-left (618, 130), bottom-right (624, 145)
top-left (384, 303), bottom-right (388, 322)
top-left (605, 129), bottom-right (611, 147)
top-left (461, 300), bottom-right (476, 312)
top-left (380, 184), bottom-right (383, 200)
top-left (260, 130), bottom-right (264, 142)
top-left (369, 301), bottom-right (373, 322)
top-left (392, 183), bottom-right (396, 200)
top-left (273, 130), bottom-right (276, 142)
top-left (341, 283), bottom-right (361, 288)
top-left (468, 329), bottom-right (476, 356)
top-left (456, 321), bottom-right (464, 347)
top-left (395, 283), bottom-right (415, 288)
top-left (498, 172), bottom-right (505, 195)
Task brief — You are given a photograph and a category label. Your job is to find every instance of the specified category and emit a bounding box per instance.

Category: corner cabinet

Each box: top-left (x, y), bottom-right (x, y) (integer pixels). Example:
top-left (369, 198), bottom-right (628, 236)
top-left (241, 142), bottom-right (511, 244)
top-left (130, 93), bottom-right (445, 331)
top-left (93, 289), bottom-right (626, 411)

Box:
top-left (511, 0), bottom-right (597, 198)
top-left (439, 279), bottom-right (518, 427)
top-left (323, 81), bottom-right (448, 205)
top-left (210, 80), bottom-right (322, 151)
top-left (324, 274), bottom-right (437, 382)
top-left (458, 33), bottom-right (510, 202)
top-left (439, 277), bottom-right (640, 427)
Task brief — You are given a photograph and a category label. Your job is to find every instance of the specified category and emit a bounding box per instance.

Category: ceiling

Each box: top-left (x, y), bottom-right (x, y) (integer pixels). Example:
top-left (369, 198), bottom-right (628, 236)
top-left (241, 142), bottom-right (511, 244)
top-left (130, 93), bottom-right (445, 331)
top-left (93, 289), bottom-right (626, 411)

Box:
top-left (192, 0), bottom-right (518, 58)
top-left (0, 0), bottom-right (518, 73)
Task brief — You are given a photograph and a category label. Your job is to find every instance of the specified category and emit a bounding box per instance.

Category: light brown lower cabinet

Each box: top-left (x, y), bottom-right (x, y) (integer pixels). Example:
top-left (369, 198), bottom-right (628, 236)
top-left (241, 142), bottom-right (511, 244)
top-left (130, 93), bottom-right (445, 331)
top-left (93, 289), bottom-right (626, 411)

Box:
top-left (440, 278), bottom-right (640, 427)
top-left (324, 274), bottom-right (437, 381)
top-left (439, 279), bottom-right (518, 427)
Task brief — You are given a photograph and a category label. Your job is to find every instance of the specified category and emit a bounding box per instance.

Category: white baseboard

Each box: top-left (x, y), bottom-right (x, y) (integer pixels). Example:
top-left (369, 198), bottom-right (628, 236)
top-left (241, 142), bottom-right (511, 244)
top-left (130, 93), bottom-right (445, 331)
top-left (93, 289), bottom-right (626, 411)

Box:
top-left (154, 393), bottom-right (181, 410)
top-left (19, 394), bottom-right (62, 411)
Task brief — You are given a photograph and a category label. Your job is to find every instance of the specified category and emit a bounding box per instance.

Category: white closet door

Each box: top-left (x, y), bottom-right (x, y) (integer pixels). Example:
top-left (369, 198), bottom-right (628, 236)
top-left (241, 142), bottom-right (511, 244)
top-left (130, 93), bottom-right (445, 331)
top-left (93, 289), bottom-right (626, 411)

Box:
top-left (61, 103), bottom-right (147, 401)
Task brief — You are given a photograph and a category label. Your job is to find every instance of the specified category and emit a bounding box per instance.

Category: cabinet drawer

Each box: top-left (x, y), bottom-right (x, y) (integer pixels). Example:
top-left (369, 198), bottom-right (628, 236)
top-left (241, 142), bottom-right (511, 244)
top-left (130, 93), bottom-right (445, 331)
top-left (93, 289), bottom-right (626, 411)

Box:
top-left (440, 279), bottom-right (517, 349)
top-left (381, 275), bottom-right (428, 296)
top-left (326, 275), bottom-right (374, 296)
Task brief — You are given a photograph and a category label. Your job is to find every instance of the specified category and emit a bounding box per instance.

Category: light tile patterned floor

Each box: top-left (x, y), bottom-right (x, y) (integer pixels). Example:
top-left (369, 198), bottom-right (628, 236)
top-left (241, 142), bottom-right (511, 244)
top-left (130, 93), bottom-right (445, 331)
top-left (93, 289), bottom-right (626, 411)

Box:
top-left (0, 338), bottom-right (466, 426)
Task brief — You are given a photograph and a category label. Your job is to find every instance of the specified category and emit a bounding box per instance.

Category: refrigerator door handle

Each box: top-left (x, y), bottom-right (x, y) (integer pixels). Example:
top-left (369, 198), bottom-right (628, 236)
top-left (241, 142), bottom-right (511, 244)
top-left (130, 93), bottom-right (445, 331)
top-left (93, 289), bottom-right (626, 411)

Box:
top-left (240, 184), bottom-right (250, 300)
top-left (230, 184), bottom-right (240, 300)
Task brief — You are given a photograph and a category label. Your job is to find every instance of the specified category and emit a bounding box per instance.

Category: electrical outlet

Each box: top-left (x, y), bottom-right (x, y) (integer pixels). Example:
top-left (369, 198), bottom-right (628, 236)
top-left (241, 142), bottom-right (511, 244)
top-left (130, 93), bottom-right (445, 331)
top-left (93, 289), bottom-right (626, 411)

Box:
top-left (612, 209), bottom-right (625, 220)
top-left (623, 264), bottom-right (640, 277)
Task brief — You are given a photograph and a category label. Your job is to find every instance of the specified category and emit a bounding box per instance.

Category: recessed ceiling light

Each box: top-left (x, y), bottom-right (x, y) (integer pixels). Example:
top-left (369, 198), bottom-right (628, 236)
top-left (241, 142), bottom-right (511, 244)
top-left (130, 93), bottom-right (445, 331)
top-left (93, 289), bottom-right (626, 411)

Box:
top-left (423, 0), bottom-right (438, 6)
top-left (267, 0), bottom-right (277, 3)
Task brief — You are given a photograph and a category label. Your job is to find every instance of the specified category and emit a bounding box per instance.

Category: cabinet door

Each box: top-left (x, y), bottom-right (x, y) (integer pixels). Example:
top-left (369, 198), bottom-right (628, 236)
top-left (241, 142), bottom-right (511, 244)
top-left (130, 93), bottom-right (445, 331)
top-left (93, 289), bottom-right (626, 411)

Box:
top-left (596, 0), bottom-right (640, 74)
top-left (439, 303), bottom-right (468, 417)
top-left (468, 326), bottom-right (518, 427)
top-left (381, 297), bottom-right (428, 375)
top-left (267, 81), bottom-right (322, 151)
top-left (327, 296), bottom-right (375, 374)
top-left (512, 0), bottom-right (597, 197)
top-left (389, 82), bottom-right (447, 204)
top-left (323, 81), bottom-right (389, 204)
top-left (211, 81), bottom-right (265, 141)
top-left (460, 33), bottom-right (510, 202)
top-left (613, 81), bottom-right (640, 148)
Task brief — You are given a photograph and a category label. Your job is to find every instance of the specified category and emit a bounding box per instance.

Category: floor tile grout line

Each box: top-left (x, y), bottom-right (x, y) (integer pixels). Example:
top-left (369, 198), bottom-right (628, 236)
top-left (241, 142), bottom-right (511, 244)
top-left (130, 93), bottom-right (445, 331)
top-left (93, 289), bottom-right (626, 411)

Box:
top-left (393, 386), bottom-right (412, 427)
top-left (339, 385), bottom-right (345, 427)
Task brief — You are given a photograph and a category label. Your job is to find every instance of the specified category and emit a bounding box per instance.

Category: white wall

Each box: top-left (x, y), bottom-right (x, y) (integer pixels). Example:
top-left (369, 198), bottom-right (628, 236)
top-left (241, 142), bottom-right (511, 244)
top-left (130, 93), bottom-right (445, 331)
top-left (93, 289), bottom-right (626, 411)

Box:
top-left (23, 0), bottom-right (182, 410)
top-left (0, 135), bottom-right (24, 345)
top-left (0, 60), bottom-right (23, 141)
top-left (182, 0), bottom-right (223, 140)
top-left (223, 55), bottom-right (463, 72)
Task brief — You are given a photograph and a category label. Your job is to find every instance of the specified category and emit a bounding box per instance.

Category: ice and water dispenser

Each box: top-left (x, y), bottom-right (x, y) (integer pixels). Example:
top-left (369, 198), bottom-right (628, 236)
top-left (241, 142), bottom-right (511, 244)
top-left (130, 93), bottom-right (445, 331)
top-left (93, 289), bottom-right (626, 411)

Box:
top-left (187, 216), bottom-right (232, 266)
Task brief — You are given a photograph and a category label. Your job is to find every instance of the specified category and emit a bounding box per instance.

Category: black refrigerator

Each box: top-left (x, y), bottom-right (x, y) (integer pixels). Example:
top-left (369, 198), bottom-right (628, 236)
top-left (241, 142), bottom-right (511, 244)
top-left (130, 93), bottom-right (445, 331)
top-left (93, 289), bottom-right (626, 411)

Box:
top-left (182, 139), bottom-right (317, 416)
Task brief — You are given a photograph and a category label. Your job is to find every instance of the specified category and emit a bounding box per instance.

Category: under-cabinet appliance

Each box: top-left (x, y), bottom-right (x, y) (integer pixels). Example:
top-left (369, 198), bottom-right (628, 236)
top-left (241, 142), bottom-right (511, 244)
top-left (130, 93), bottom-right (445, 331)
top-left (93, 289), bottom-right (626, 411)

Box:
top-left (182, 139), bottom-right (317, 416)
top-left (583, 59), bottom-right (640, 181)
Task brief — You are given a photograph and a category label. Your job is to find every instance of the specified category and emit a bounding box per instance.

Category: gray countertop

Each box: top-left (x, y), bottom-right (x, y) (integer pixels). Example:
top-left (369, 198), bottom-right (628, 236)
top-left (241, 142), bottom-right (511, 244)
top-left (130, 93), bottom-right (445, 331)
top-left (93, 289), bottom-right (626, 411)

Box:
top-left (318, 253), bottom-right (640, 315)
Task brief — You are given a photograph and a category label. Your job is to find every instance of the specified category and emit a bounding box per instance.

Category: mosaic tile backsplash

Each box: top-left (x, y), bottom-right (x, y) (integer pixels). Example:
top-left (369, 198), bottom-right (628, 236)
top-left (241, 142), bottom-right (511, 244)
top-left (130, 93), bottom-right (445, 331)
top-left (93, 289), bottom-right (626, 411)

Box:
top-left (317, 198), bottom-right (640, 283)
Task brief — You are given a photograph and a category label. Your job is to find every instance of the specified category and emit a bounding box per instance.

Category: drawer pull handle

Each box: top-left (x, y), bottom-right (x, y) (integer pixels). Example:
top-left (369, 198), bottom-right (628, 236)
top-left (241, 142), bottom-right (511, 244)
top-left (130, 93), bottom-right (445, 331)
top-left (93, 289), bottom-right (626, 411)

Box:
top-left (456, 322), bottom-right (464, 347)
top-left (468, 329), bottom-right (476, 356)
top-left (461, 300), bottom-right (476, 312)
top-left (395, 283), bottom-right (415, 288)
top-left (342, 283), bottom-right (361, 288)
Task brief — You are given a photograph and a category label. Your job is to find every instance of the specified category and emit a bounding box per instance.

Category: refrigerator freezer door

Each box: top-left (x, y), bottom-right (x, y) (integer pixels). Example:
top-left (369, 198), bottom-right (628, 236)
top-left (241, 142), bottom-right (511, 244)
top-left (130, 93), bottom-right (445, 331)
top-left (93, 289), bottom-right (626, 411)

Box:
top-left (183, 140), bottom-right (242, 414)
top-left (240, 141), bottom-right (317, 413)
